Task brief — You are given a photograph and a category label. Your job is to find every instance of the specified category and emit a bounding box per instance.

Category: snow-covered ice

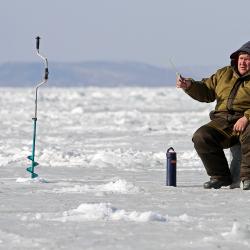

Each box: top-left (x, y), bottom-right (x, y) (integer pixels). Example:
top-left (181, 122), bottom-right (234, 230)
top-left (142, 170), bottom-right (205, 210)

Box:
top-left (0, 86), bottom-right (250, 250)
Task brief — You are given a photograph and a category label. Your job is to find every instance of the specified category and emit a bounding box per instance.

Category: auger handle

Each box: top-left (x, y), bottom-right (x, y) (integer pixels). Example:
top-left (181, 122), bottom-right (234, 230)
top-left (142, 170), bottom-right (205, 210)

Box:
top-left (34, 36), bottom-right (49, 118)
top-left (36, 36), bottom-right (40, 51)
top-left (45, 65), bottom-right (49, 80)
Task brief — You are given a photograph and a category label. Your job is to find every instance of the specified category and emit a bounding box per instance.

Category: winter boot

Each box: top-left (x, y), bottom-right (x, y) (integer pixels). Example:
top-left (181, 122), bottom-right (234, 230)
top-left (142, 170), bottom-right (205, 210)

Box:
top-left (203, 178), bottom-right (232, 189)
top-left (241, 180), bottom-right (250, 190)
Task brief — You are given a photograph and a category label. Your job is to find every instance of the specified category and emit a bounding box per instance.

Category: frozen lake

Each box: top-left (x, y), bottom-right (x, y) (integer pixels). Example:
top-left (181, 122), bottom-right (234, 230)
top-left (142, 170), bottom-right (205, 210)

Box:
top-left (0, 87), bottom-right (250, 250)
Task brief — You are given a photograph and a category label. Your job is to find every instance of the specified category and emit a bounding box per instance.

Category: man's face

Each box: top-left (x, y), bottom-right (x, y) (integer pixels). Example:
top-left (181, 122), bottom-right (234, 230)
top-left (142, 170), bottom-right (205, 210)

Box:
top-left (238, 53), bottom-right (250, 75)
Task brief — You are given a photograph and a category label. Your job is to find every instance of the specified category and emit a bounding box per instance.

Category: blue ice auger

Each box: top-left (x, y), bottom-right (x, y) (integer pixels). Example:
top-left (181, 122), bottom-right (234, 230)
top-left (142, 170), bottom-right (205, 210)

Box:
top-left (26, 36), bottom-right (49, 178)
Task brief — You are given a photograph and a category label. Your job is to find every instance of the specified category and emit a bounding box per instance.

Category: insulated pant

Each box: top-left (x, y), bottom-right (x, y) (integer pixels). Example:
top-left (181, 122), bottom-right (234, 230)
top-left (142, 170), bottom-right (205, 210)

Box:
top-left (192, 116), bottom-right (250, 180)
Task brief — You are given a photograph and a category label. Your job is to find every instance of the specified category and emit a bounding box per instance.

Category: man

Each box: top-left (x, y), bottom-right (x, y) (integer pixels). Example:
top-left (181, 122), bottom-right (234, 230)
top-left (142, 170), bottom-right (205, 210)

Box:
top-left (176, 41), bottom-right (250, 190)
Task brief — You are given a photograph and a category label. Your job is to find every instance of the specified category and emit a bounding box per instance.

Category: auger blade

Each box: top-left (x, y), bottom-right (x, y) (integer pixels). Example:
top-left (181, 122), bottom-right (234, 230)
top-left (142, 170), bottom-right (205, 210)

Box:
top-left (27, 157), bottom-right (39, 178)
top-left (26, 164), bottom-right (39, 173)
top-left (32, 172), bottom-right (39, 178)
top-left (26, 166), bottom-right (39, 179)
top-left (27, 155), bottom-right (33, 161)
top-left (27, 157), bottom-right (39, 166)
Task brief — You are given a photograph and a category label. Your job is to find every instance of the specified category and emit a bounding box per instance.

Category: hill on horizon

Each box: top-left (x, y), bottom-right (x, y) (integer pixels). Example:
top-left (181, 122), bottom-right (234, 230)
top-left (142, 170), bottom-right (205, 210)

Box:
top-left (0, 61), bottom-right (219, 87)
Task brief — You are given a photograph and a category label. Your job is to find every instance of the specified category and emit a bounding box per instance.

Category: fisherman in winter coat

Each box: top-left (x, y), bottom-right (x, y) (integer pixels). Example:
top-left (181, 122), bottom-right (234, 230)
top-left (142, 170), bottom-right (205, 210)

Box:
top-left (176, 41), bottom-right (250, 190)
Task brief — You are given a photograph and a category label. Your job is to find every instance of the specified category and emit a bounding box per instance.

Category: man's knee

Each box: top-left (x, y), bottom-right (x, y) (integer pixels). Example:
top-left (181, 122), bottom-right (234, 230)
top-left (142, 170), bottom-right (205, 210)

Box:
top-left (192, 125), bottom-right (212, 148)
top-left (240, 124), bottom-right (250, 144)
top-left (192, 125), bottom-right (226, 153)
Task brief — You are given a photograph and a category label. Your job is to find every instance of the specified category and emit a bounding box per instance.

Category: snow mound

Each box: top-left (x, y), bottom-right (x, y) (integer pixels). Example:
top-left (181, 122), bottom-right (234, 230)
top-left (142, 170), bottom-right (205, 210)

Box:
top-left (71, 106), bottom-right (83, 114)
top-left (16, 177), bottom-right (49, 183)
top-left (88, 149), bottom-right (164, 169)
top-left (222, 222), bottom-right (250, 240)
top-left (56, 203), bottom-right (167, 223)
top-left (172, 213), bottom-right (194, 222)
top-left (89, 151), bottom-right (121, 168)
top-left (53, 179), bottom-right (140, 194)
top-left (96, 179), bottom-right (140, 193)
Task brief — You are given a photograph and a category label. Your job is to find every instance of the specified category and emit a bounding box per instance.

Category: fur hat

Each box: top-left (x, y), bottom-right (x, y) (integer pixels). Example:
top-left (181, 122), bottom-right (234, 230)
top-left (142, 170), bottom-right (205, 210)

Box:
top-left (230, 41), bottom-right (250, 59)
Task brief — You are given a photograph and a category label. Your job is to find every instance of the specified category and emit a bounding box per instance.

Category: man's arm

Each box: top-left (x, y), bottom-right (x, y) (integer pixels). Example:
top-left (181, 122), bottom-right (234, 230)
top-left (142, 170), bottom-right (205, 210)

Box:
top-left (176, 75), bottom-right (216, 103)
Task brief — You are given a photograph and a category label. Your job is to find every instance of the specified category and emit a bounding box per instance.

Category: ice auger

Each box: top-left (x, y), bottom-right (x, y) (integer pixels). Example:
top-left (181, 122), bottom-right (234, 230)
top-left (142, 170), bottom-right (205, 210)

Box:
top-left (26, 36), bottom-right (49, 178)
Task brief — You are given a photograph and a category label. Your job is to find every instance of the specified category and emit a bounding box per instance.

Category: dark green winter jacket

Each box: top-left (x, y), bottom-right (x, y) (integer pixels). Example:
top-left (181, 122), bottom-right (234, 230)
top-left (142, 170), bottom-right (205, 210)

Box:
top-left (185, 66), bottom-right (250, 120)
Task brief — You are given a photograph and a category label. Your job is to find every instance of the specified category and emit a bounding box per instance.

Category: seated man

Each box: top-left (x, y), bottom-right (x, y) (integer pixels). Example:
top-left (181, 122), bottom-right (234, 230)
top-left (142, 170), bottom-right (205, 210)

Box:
top-left (176, 41), bottom-right (250, 190)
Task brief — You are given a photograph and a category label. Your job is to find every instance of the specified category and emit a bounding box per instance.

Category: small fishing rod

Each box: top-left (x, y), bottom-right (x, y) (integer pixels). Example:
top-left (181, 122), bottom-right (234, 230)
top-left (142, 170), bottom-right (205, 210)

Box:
top-left (169, 58), bottom-right (184, 80)
top-left (26, 36), bottom-right (49, 178)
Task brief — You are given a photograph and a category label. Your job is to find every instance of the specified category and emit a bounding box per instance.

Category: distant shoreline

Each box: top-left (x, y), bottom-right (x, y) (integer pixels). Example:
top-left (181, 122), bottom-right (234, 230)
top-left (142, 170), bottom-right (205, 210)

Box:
top-left (0, 61), bottom-right (218, 87)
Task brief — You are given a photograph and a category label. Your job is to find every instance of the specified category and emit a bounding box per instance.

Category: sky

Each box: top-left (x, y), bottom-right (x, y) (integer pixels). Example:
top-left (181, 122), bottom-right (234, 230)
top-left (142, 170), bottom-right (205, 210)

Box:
top-left (1, 0), bottom-right (250, 67)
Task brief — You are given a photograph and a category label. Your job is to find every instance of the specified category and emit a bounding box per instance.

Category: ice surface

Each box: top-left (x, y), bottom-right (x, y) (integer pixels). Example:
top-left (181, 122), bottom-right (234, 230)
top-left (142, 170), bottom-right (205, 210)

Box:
top-left (222, 221), bottom-right (250, 240)
top-left (0, 87), bottom-right (249, 250)
top-left (49, 179), bottom-right (141, 194)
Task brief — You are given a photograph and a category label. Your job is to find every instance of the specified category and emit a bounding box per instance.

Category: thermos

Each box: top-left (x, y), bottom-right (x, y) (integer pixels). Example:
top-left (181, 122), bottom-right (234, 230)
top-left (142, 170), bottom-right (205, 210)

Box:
top-left (166, 147), bottom-right (177, 186)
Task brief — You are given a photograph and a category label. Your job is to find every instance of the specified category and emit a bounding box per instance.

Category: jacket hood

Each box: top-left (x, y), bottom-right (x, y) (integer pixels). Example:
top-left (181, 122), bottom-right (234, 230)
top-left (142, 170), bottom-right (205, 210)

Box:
top-left (230, 41), bottom-right (250, 59)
